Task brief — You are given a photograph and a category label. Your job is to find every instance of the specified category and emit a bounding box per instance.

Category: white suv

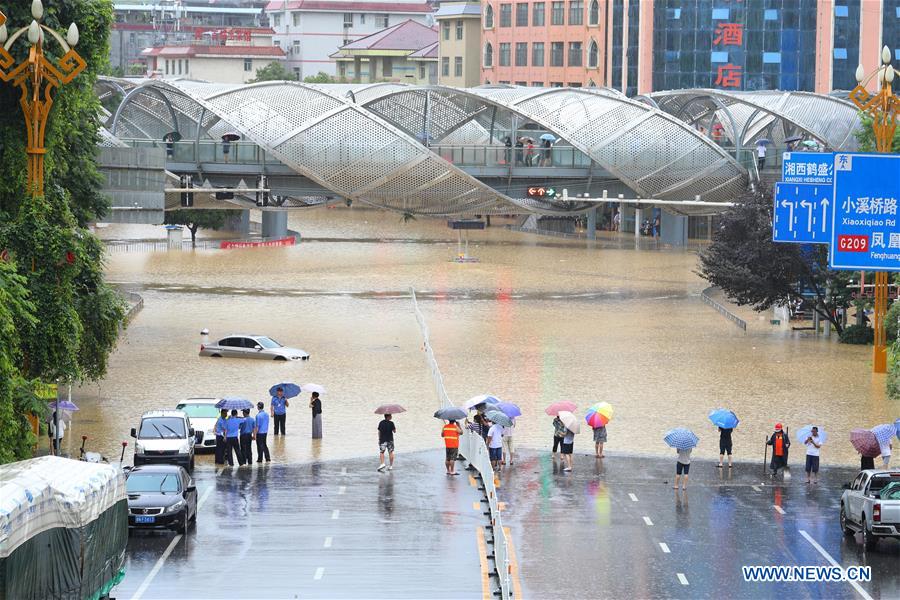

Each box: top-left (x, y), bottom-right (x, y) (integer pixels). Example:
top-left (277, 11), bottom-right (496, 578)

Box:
top-left (131, 410), bottom-right (195, 472)
top-left (175, 398), bottom-right (221, 452)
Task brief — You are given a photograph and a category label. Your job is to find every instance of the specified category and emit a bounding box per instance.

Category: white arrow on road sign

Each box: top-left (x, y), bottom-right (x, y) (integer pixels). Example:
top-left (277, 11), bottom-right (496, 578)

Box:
top-left (820, 198), bottom-right (829, 233)
top-left (800, 199), bottom-right (813, 232)
top-left (781, 199), bottom-right (794, 231)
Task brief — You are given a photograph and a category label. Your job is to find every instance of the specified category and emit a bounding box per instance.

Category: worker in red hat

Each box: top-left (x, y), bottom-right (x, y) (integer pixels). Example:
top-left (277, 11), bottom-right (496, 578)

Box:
top-left (767, 423), bottom-right (791, 478)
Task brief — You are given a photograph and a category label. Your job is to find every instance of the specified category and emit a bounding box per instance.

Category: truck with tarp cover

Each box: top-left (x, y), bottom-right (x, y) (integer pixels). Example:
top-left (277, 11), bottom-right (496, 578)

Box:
top-left (0, 456), bottom-right (127, 599)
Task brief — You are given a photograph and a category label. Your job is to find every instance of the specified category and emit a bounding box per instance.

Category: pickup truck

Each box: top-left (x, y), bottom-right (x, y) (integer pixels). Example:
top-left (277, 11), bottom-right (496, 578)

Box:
top-left (840, 469), bottom-right (900, 550)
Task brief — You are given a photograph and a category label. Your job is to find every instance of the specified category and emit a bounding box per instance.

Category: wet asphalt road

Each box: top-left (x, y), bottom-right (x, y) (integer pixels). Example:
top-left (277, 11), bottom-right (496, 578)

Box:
top-left (114, 451), bottom-right (485, 599)
top-left (498, 450), bottom-right (900, 600)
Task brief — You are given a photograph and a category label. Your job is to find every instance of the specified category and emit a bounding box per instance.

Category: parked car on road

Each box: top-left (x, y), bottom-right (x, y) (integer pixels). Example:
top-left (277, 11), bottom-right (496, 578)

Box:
top-left (175, 398), bottom-right (220, 452)
top-left (199, 334), bottom-right (310, 361)
top-left (126, 465), bottom-right (197, 534)
top-left (840, 469), bottom-right (900, 549)
top-left (131, 410), bottom-right (195, 471)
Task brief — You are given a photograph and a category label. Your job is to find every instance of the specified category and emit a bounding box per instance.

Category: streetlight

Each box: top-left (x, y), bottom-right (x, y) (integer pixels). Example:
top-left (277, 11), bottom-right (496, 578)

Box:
top-left (850, 46), bottom-right (898, 374)
top-left (0, 1), bottom-right (86, 198)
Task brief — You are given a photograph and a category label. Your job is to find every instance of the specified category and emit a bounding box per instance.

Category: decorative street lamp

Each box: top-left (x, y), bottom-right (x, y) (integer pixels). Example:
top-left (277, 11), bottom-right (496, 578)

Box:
top-left (0, 1), bottom-right (86, 198)
top-left (850, 46), bottom-right (898, 374)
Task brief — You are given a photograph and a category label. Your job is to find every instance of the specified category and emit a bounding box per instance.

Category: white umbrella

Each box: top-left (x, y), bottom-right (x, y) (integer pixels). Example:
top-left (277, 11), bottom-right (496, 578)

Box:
top-left (557, 410), bottom-right (581, 434)
top-left (303, 383), bottom-right (326, 395)
top-left (463, 394), bottom-right (500, 411)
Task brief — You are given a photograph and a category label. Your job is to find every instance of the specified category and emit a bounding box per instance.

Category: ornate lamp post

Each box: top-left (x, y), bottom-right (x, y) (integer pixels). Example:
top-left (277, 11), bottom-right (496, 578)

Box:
top-left (849, 45), bottom-right (898, 373)
top-left (0, 1), bottom-right (86, 198)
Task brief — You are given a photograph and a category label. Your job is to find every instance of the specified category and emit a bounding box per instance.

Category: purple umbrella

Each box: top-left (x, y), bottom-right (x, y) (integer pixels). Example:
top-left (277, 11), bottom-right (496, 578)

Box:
top-left (48, 400), bottom-right (79, 412)
top-left (494, 402), bottom-right (521, 418)
top-left (374, 404), bottom-right (406, 415)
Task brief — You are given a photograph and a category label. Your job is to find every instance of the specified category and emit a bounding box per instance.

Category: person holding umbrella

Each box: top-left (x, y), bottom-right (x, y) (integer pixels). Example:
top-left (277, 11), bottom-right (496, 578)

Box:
top-left (586, 402), bottom-right (613, 458)
top-left (851, 428), bottom-right (880, 470)
top-left (377, 414), bottom-right (397, 472)
top-left (494, 402), bottom-right (521, 466)
top-left (487, 416), bottom-right (504, 472)
top-left (664, 428), bottom-right (699, 490)
top-left (799, 425), bottom-right (824, 484)
top-left (557, 411), bottom-right (579, 472)
top-left (270, 387), bottom-right (289, 436)
top-left (767, 423), bottom-right (790, 478)
top-left (310, 392), bottom-right (323, 439)
top-left (708, 409), bottom-right (739, 469)
top-left (442, 420), bottom-right (462, 475)
top-left (872, 423), bottom-right (895, 467)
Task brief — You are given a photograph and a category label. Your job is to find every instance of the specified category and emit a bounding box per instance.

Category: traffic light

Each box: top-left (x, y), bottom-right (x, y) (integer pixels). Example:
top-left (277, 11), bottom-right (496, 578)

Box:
top-left (527, 186), bottom-right (558, 198)
top-left (180, 174), bottom-right (194, 207)
top-left (255, 175), bottom-right (269, 207)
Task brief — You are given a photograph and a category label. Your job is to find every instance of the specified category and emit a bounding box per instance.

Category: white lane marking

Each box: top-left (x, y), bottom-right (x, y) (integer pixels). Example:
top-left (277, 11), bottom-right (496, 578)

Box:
top-left (643, 516), bottom-right (653, 526)
top-left (314, 567), bottom-right (325, 580)
top-left (341, 467), bottom-right (348, 475)
top-left (659, 543), bottom-right (671, 553)
top-left (629, 493), bottom-right (638, 502)
top-left (677, 573), bottom-right (689, 586)
top-left (324, 536), bottom-right (333, 548)
top-left (800, 530), bottom-right (874, 600)
top-left (338, 486), bottom-right (346, 495)
top-left (774, 505), bottom-right (786, 515)
top-left (752, 485), bottom-right (761, 492)
top-left (131, 485), bottom-right (215, 600)
top-left (331, 509), bottom-right (340, 520)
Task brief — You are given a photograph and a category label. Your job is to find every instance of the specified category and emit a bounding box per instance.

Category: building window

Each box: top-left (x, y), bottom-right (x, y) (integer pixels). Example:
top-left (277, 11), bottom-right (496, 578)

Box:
top-left (532, 42), bottom-right (545, 66)
top-left (533, 2), bottom-right (545, 26)
top-left (515, 81), bottom-right (527, 86)
top-left (516, 3), bottom-right (528, 26)
top-left (568, 82), bottom-right (581, 87)
top-left (532, 81), bottom-right (544, 87)
top-left (419, 65), bottom-right (426, 79)
top-left (273, 14), bottom-right (281, 27)
top-left (500, 4), bottom-right (512, 27)
top-left (588, 39), bottom-right (598, 67)
top-left (454, 56), bottom-right (463, 76)
top-left (569, 0), bottom-right (583, 25)
top-left (442, 56), bottom-right (450, 76)
top-left (343, 13), bottom-right (353, 27)
top-left (711, 8), bottom-right (729, 20)
top-left (763, 52), bottom-right (781, 64)
top-left (442, 21), bottom-right (450, 40)
top-left (378, 14), bottom-right (389, 27)
top-left (293, 67), bottom-right (301, 79)
top-left (244, 58), bottom-right (252, 71)
top-left (568, 41), bottom-right (582, 66)
top-left (833, 48), bottom-right (848, 59)
top-left (484, 43), bottom-right (494, 67)
top-left (178, 59), bottom-right (182, 75)
top-left (711, 52), bottom-right (728, 63)
top-left (293, 40), bottom-right (301, 55)
top-left (551, 41), bottom-right (564, 66)
top-left (184, 59), bottom-right (189, 73)
top-left (499, 42), bottom-right (511, 66)
top-left (764, 9), bottom-right (777, 20)
top-left (360, 13), bottom-right (365, 24)
top-left (164, 59), bottom-right (169, 75)
top-left (383, 57), bottom-right (393, 77)
top-left (550, 81), bottom-right (563, 87)
top-left (551, 1), bottom-right (565, 25)
top-left (293, 12), bottom-right (301, 26)
top-left (835, 5), bottom-right (848, 17)
top-left (485, 5), bottom-right (494, 28)
top-left (456, 20), bottom-right (464, 39)
top-left (515, 42), bottom-right (528, 66)
top-left (668, 8), bottom-right (681, 19)
top-left (589, 0), bottom-right (599, 25)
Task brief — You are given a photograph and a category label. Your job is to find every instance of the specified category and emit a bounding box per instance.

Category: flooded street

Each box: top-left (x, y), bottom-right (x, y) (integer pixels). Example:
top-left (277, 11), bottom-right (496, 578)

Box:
top-left (71, 208), bottom-right (892, 466)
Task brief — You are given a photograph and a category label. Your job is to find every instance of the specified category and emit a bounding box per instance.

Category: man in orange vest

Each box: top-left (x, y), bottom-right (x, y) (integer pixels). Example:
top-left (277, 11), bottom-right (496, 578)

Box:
top-left (767, 423), bottom-right (791, 478)
top-left (442, 420), bottom-right (463, 475)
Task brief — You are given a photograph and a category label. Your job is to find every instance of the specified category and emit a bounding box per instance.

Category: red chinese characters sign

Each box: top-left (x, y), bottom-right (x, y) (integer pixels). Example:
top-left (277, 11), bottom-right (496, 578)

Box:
top-left (713, 21), bottom-right (743, 89)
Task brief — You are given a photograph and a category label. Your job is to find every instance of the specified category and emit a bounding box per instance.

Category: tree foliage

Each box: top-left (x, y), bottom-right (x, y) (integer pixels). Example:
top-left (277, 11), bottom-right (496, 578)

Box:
top-left (165, 209), bottom-right (241, 246)
top-left (698, 188), bottom-right (856, 334)
top-left (249, 62), bottom-right (297, 83)
top-left (303, 71), bottom-right (335, 84)
top-left (855, 112), bottom-right (900, 153)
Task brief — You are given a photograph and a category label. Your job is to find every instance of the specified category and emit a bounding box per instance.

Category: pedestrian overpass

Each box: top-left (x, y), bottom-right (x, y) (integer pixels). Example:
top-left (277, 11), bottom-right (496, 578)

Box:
top-left (96, 78), bottom-right (863, 229)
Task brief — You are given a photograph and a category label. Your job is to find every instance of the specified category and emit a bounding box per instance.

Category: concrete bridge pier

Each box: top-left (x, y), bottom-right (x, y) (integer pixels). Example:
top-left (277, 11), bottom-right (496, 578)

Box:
top-left (262, 210), bottom-right (288, 239)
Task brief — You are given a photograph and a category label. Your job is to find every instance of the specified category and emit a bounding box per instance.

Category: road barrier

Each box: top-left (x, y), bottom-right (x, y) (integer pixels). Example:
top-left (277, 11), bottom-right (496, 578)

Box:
top-left (121, 291), bottom-right (144, 326)
top-left (410, 288), bottom-right (513, 599)
top-left (701, 286), bottom-right (747, 331)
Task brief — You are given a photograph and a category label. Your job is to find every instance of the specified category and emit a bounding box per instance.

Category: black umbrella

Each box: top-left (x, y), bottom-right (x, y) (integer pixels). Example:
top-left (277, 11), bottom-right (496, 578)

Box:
top-left (163, 131), bottom-right (182, 142)
top-left (221, 133), bottom-right (241, 142)
top-left (784, 135), bottom-right (803, 143)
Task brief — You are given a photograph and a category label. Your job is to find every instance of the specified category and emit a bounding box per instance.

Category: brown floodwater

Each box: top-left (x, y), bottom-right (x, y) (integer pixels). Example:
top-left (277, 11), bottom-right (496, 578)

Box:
top-left (67, 208), bottom-right (893, 467)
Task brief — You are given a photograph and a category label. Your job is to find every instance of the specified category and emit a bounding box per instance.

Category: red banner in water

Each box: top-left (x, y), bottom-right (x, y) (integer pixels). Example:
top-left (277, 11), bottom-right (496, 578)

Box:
top-left (220, 236), bottom-right (296, 249)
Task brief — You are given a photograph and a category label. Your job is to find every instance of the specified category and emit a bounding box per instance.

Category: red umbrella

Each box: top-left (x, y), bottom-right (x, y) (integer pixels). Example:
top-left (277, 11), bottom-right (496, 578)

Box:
top-left (850, 428), bottom-right (880, 457)
top-left (374, 404), bottom-right (406, 415)
top-left (545, 401), bottom-right (577, 416)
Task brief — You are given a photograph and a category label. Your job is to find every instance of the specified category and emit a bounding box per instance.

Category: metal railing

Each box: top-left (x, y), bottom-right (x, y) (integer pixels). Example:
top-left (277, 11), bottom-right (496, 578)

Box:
top-left (410, 288), bottom-right (512, 600)
top-left (701, 286), bottom-right (747, 331)
top-left (119, 291), bottom-right (144, 329)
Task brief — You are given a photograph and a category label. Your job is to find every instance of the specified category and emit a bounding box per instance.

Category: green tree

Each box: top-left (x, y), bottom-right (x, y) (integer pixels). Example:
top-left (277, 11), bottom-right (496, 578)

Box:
top-left (303, 71), bottom-right (335, 84)
top-left (698, 188), bottom-right (856, 334)
top-left (855, 112), bottom-right (900, 152)
top-left (165, 209), bottom-right (241, 247)
top-left (249, 62), bottom-right (297, 83)
top-left (889, 338), bottom-right (900, 400)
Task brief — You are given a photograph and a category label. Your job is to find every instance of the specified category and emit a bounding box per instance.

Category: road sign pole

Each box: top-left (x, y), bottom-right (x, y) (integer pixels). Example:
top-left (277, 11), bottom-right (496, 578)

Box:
top-left (874, 271), bottom-right (889, 371)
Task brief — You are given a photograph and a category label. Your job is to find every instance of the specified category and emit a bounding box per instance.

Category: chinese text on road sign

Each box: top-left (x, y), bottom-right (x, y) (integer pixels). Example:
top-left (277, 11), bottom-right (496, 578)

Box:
top-left (782, 152), bottom-right (834, 184)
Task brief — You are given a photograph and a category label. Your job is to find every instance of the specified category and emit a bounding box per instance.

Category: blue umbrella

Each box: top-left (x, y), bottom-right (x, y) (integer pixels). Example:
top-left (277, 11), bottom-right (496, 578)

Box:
top-left (708, 409), bottom-right (739, 429)
top-left (757, 138), bottom-right (772, 145)
top-left (268, 383), bottom-right (301, 398)
top-left (539, 133), bottom-right (557, 142)
top-left (664, 428), bottom-right (699, 450)
top-left (216, 397), bottom-right (253, 411)
top-left (796, 425), bottom-right (827, 444)
top-left (872, 423), bottom-right (896, 446)
top-left (434, 406), bottom-right (467, 421)
top-left (484, 410), bottom-right (513, 427)
top-left (494, 402), bottom-right (522, 418)
top-left (48, 400), bottom-right (79, 412)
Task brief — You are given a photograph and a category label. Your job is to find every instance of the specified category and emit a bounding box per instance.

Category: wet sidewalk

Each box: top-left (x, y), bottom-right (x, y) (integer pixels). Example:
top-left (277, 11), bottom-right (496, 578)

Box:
top-left (115, 450), bottom-right (486, 599)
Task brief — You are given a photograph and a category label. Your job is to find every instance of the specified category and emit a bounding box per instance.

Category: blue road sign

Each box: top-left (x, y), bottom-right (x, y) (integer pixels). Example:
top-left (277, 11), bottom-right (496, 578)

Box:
top-left (782, 152), bottom-right (834, 184)
top-left (773, 182), bottom-right (832, 243)
top-left (830, 153), bottom-right (900, 271)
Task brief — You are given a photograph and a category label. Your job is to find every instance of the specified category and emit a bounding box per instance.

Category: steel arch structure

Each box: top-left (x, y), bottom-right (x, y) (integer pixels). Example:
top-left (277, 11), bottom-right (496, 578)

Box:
top-left (644, 89), bottom-right (862, 152)
top-left (106, 79), bottom-right (750, 216)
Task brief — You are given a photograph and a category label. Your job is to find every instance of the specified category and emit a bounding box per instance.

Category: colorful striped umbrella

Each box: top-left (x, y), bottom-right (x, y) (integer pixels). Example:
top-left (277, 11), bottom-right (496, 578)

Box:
top-left (850, 428), bottom-right (880, 457)
top-left (585, 402), bottom-right (613, 428)
top-left (545, 401), bottom-right (577, 416)
top-left (708, 409), bottom-right (739, 429)
top-left (664, 428), bottom-right (699, 450)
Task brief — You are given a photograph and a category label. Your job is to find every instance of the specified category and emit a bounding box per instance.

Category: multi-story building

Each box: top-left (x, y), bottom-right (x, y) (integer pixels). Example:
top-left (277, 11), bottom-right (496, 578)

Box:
top-left (435, 1), bottom-right (482, 87)
top-left (481, 0), bottom-right (900, 94)
top-left (264, 0), bottom-right (434, 80)
top-left (331, 19), bottom-right (438, 83)
top-left (141, 29), bottom-right (286, 84)
top-left (110, 1), bottom-right (266, 74)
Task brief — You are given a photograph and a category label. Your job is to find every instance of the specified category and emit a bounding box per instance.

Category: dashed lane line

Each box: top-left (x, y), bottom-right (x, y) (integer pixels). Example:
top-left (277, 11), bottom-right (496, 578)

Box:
top-left (677, 573), bottom-right (689, 586)
top-left (774, 505), bottom-right (786, 515)
top-left (752, 485), bottom-right (762, 492)
top-left (475, 528), bottom-right (491, 600)
top-left (331, 509), bottom-right (340, 520)
top-left (799, 530), bottom-right (874, 600)
top-left (338, 485), bottom-right (346, 495)
top-left (341, 467), bottom-right (347, 475)
top-left (313, 567), bottom-right (325, 580)
top-left (131, 486), bottom-right (214, 600)
top-left (643, 516), bottom-right (654, 526)
top-left (629, 493), bottom-right (638, 502)
top-left (659, 543), bottom-right (671, 553)
top-left (323, 536), bottom-right (332, 548)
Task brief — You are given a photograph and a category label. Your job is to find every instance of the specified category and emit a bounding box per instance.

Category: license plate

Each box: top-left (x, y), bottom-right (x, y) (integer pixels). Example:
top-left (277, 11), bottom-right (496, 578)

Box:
top-left (135, 515), bottom-right (156, 524)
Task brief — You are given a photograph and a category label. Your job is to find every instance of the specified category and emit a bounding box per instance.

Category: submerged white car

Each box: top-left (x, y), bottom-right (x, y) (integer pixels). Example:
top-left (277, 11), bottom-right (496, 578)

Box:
top-left (199, 334), bottom-right (310, 361)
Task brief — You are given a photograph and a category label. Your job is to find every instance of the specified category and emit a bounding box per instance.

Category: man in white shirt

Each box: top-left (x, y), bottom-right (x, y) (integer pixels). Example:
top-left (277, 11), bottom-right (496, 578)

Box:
top-left (487, 419), bottom-right (504, 472)
top-left (804, 426), bottom-right (822, 484)
top-left (757, 143), bottom-right (767, 169)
